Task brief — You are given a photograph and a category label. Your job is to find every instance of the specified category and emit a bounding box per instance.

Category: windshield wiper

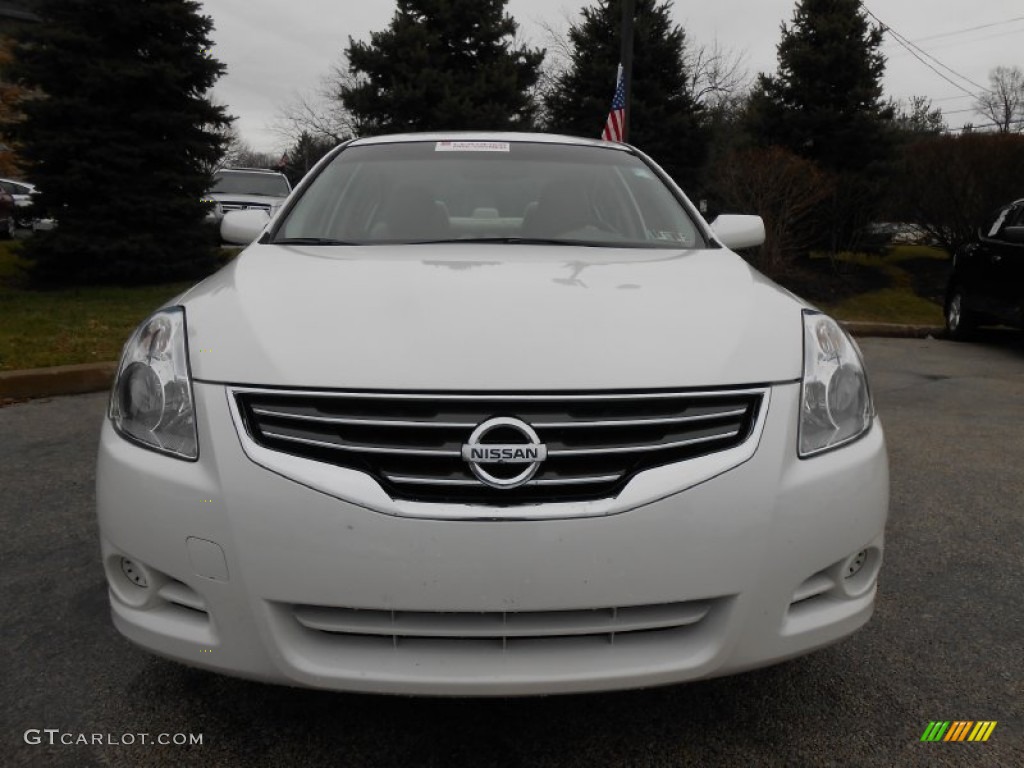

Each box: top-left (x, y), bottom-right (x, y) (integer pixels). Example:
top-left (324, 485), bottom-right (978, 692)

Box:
top-left (272, 237), bottom-right (357, 246)
top-left (407, 237), bottom-right (609, 247)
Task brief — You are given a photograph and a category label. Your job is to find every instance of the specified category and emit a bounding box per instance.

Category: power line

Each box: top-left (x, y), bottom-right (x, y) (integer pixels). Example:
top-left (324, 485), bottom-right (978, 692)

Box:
top-left (866, 4), bottom-right (987, 92)
top-left (913, 15), bottom-right (1024, 43)
top-left (860, 2), bottom-right (985, 98)
top-left (924, 105), bottom-right (1020, 124)
top-left (947, 118), bottom-right (1024, 133)
top-left (885, 28), bottom-right (1024, 56)
top-left (892, 101), bottom-right (977, 125)
top-left (894, 102), bottom-right (1012, 126)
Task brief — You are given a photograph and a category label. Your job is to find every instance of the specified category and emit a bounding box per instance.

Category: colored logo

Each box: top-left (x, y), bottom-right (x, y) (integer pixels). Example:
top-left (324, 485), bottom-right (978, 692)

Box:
top-left (920, 721), bottom-right (997, 742)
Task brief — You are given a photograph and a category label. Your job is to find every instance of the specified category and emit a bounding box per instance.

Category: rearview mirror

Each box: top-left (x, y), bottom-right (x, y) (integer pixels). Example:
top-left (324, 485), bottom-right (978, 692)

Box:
top-left (710, 214), bottom-right (766, 250)
top-left (221, 209), bottom-right (270, 245)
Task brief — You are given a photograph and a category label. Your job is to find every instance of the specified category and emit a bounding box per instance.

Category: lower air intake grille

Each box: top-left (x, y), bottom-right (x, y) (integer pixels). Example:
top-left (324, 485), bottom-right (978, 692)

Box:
top-left (233, 387), bottom-right (765, 504)
top-left (290, 599), bottom-right (716, 649)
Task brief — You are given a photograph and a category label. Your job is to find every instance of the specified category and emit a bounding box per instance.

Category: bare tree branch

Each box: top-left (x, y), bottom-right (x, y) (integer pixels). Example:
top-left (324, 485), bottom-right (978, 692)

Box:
top-left (975, 65), bottom-right (1024, 134)
top-left (272, 55), bottom-right (360, 145)
top-left (534, 10), bottom-right (577, 77)
top-left (684, 38), bottom-right (749, 108)
top-left (536, 11), bottom-right (748, 112)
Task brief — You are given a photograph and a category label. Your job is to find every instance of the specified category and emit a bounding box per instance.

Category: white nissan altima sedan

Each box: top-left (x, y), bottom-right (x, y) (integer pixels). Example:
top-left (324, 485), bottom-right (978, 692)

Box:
top-left (97, 132), bottom-right (888, 696)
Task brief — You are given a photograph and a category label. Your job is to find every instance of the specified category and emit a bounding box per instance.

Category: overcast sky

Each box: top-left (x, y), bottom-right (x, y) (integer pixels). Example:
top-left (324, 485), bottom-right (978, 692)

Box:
top-left (203, 0), bottom-right (1024, 153)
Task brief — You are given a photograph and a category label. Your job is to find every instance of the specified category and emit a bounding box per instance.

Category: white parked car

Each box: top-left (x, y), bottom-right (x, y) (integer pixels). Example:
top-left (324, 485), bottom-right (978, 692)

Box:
top-left (98, 133), bottom-right (888, 696)
top-left (0, 177), bottom-right (36, 208)
top-left (202, 167), bottom-right (291, 224)
top-left (0, 177), bottom-right (38, 230)
top-left (0, 178), bottom-right (57, 232)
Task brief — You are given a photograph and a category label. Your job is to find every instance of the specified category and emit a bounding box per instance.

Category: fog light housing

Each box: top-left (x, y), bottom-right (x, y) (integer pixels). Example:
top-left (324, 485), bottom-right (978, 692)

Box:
top-left (844, 550), bottom-right (868, 579)
top-left (839, 546), bottom-right (882, 598)
top-left (120, 557), bottom-right (149, 588)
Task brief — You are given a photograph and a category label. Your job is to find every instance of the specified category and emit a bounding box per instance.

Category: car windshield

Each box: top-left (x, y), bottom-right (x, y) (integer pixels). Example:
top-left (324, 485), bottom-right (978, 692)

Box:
top-left (211, 172), bottom-right (290, 197)
top-left (272, 140), bottom-right (705, 249)
top-left (1, 181), bottom-right (32, 195)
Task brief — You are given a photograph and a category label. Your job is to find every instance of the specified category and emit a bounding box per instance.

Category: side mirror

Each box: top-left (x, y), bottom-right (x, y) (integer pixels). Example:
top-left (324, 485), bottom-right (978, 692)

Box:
top-left (710, 214), bottom-right (766, 250)
top-left (1002, 225), bottom-right (1024, 244)
top-left (221, 209), bottom-right (270, 245)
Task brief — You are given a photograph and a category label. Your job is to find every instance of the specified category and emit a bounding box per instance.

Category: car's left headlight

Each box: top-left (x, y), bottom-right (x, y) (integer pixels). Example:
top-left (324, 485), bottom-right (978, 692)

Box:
top-left (201, 198), bottom-right (222, 219)
top-left (109, 307), bottom-right (197, 460)
top-left (799, 310), bottom-right (874, 457)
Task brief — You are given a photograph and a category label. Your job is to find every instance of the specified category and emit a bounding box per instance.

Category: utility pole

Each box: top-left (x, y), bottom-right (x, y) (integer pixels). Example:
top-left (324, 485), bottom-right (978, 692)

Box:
top-left (620, 0), bottom-right (635, 142)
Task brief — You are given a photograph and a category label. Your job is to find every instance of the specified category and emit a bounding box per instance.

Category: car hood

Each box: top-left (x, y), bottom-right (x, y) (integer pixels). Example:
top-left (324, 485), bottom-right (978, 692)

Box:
top-left (181, 244), bottom-right (808, 390)
top-left (208, 192), bottom-right (286, 206)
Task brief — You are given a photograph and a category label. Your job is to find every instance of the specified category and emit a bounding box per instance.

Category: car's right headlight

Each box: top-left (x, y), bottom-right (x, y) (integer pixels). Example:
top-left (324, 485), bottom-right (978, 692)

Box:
top-left (799, 310), bottom-right (874, 457)
top-left (109, 307), bottom-right (198, 460)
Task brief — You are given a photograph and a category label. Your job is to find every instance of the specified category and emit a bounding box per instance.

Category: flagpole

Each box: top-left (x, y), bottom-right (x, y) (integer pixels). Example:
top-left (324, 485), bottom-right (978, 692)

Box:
top-left (619, 0), bottom-right (635, 142)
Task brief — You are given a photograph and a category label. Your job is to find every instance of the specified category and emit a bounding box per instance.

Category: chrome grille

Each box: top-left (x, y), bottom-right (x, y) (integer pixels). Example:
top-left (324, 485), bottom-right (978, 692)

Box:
top-left (220, 201), bottom-right (271, 213)
top-left (234, 388), bottom-right (765, 504)
top-left (290, 599), bottom-right (715, 649)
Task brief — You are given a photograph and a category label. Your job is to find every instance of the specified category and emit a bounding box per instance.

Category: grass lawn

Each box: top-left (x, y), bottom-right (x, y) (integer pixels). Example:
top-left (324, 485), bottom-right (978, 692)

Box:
top-left (0, 241), bottom-right (200, 371)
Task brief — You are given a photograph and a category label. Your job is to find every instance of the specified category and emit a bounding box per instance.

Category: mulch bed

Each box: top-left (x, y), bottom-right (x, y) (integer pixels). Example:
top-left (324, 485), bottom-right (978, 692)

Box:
top-left (768, 258), bottom-right (889, 305)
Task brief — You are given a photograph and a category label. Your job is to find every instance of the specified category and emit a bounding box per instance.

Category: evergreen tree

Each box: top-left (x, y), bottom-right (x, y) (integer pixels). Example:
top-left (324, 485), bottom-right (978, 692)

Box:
top-left (890, 96), bottom-right (946, 137)
top-left (280, 131), bottom-right (337, 186)
top-left (748, 0), bottom-right (892, 174)
top-left (341, 0), bottom-right (544, 134)
top-left (0, 38), bottom-right (30, 178)
top-left (746, 0), bottom-right (894, 251)
top-left (543, 0), bottom-right (706, 188)
top-left (12, 0), bottom-right (231, 285)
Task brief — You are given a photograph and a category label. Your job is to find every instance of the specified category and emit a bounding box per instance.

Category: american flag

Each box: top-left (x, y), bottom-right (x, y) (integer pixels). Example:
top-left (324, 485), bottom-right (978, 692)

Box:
top-left (601, 64), bottom-right (626, 143)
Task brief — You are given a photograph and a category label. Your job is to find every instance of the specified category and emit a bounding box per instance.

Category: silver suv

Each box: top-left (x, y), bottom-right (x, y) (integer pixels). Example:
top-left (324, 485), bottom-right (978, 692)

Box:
top-left (202, 167), bottom-right (291, 222)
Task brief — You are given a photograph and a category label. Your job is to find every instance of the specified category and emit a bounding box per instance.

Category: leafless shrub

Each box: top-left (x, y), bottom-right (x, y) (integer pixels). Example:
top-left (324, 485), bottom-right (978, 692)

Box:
top-left (892, 132), bottom-right (1024, 253)
top-left (712, 146), bottom-right (834, 275)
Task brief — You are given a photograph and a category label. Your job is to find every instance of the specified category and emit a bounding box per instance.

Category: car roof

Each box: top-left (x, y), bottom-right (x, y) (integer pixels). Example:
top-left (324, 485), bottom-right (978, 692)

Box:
top-left (348, 132), bottom-right (632, 152)
top-left (0, 177), bottom-right (36, 187)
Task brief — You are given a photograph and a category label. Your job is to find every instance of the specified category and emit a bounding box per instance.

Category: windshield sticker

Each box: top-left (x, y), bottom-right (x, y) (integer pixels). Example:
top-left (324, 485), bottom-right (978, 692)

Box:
top-left (632, 168), bottom-right (655, 179)
top-left (649, 230), bottom-right (692, 244)
top-left (435, 141), bottom-right (511, 153)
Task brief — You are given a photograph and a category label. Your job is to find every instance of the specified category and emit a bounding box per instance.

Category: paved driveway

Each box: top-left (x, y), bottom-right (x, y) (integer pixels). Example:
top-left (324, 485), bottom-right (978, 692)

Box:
top-left (2, 337), bottom-right (1021, 767)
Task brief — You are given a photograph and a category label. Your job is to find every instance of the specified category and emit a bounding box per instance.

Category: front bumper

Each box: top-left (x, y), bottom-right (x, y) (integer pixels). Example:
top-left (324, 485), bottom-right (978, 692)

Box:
top-left (96, 381), bottom-right (888, 696)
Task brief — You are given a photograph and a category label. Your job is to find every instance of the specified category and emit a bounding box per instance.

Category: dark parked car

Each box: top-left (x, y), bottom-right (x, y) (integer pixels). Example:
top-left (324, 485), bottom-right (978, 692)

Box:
top-left (945, 198), bottom-right (1024, 339)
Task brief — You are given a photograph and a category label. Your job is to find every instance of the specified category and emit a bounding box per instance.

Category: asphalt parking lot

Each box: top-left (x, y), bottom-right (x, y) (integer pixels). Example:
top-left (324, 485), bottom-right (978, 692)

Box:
top-left (2, 336), bottom-right (1022, 767)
